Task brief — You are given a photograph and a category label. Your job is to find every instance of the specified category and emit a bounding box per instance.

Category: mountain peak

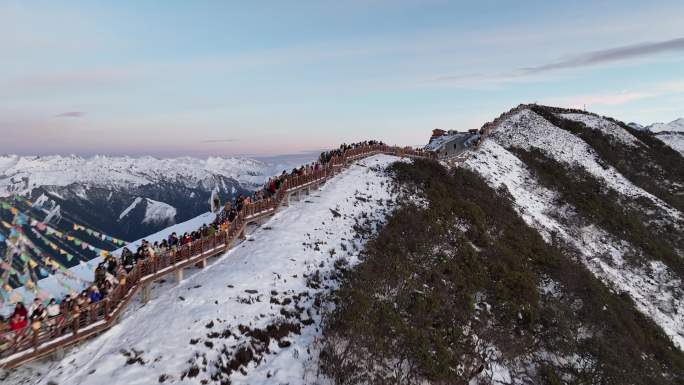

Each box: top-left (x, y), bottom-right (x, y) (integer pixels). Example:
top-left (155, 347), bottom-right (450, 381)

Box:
top-left (647, 117), bottom-right (684, 133)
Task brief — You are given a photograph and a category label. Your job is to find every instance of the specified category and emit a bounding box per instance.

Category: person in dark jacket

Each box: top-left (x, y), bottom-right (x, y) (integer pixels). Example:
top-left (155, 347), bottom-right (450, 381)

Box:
top-left (106, 256), bottom-right (118, 275)
top-left (89, 286), bottom-right (102, 303)
top-left (168, 232), bottom-right (179, 249)
top-left (30, 303), bottom-right (46, 330)
top-left (94, 263), bottom-right (106, 286)
top-left (122, 248), bottom-right (136, 272)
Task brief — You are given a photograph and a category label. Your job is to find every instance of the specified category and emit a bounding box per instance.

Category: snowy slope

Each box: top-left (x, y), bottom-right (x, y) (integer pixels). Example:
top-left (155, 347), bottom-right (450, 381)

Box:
top-left (655, 132), bottom-right (684, 156)
top-left (0, 154), bottom-right (301, 198)
top-left (118, 197), bottom-right (177, 225)
top-left (141, 198), bottom-right (177, 225)
top-left (491, 109), bottom-right (680, 219)
top-left (30, 154), bottom-right (401, 385)
top-left (119, 197), bottom-right (144, 220)
top-left (559, 113), bottom-right (644, 147)
top-left (465, 140), bottom-right (684, 350)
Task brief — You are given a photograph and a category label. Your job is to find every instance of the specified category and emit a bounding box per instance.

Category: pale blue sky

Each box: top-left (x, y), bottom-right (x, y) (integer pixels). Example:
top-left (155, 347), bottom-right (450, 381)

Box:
top-left (2, 1), bottom-right (683, 156)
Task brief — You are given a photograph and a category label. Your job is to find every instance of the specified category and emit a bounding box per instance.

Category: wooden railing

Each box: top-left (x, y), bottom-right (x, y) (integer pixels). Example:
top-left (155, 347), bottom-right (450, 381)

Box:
top-left (0, 144), bottom-right (434, 368)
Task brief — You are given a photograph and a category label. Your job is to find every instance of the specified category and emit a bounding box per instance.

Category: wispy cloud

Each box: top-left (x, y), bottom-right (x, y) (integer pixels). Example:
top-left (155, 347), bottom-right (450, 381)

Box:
top-left (544, 80), bottom-right (684, 109)
top-left (522, 37), bottom-right (684, 74)
top-left (431, 37), bottom-right (684, 88)
top-left (55, 111), bottom-right (84, 118)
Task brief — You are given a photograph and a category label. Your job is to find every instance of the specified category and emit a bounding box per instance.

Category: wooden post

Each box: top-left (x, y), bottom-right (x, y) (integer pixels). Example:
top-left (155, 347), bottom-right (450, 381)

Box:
top-left (32, 328), bottom-right (39, 350)
top-left (54, 346), bottom-right (66, 360)
top-left (175, 268), bottom-right (184, 284)
top-left (104, 299), bottom-right (111, 321)
top-left (72, 313), bottom-right (79, 336)
top-left (141, 283), bottom-right (151, 304)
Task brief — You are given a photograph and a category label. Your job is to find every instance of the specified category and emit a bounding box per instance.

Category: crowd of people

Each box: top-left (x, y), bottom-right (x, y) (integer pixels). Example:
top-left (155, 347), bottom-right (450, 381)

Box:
top-left (318, 140), bottom-right (385, 164)
top-left (0, 141), bottom-right (384, 347)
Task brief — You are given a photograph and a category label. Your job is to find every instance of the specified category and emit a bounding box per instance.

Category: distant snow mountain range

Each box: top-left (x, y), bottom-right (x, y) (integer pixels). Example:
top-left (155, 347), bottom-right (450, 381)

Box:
top-left (648, 117), bottom-right (684, 133)
top-left (650, 118), bottom-right (684, 156)
top-left (627, 117), bottom-right (684, 132)
top-left (0, 154), bottom-right (311, 244)
top-left (0, 155), bottom-right (284, 197)
top-left (625, 118), bottom-right (684, 156)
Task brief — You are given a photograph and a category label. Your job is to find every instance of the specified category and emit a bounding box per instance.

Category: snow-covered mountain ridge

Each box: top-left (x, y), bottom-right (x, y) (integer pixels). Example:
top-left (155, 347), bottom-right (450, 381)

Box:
top-left (314, 123), bottom-right (684, 385)
top-left (655, 131), bottom-right (684, 156)
top-left (622, 117), bottom-right (684, 154)
top-left (0, 154), bottom-right (274, 197)
top-left (623, 117), bottom-right (684, 133)
top-left (648, 117), bottom-right (684, 132)
top-left (469, 104), bottom-right (684, 351)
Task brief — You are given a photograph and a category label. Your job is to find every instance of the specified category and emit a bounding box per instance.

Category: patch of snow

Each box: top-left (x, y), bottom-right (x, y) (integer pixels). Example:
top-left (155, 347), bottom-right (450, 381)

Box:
top-left (141, 198), bottom-right (176, 225)
top-left (118, 197), bottom-right (143, 221)
top-left (559, 113), bottom-right (644, 147)
top-left (43, 204), bottom-right (62, 225)
top-left (655, 132), bottom-right (684, 156)
top-left (465, 140), bottom-right (684, 350)
top-left (31, 193), bottom-right (49, 208)
top-left (47, 190), bottom-right (64, 200)
top-left (73, 185), bottom-right (88, 200)
top-left (0, 155), bottom-right (20, 175)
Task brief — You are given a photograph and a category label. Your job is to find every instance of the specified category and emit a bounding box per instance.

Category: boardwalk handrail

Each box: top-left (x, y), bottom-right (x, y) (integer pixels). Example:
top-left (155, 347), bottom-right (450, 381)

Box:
top-left (0, 144), bottom-right (435, 368)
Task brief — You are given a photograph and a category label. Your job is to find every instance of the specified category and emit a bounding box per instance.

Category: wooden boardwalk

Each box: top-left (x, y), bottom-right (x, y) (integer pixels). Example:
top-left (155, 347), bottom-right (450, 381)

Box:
top-left (0, 145), bottom-right (434, 369)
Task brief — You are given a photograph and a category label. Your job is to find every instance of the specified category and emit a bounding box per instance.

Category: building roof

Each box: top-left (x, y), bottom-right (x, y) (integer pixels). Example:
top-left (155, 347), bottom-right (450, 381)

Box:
top-left (424, 133), bottom-right (469, 151)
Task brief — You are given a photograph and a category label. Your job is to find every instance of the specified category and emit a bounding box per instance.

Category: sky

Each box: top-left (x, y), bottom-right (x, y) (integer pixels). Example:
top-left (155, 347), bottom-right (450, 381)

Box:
top-left (1, 0), bottom-right (683, 157)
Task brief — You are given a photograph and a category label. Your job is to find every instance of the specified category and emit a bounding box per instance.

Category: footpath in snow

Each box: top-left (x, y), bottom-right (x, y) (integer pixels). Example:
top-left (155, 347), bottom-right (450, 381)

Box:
top-left (20, 154), bottom-right (401, 385)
